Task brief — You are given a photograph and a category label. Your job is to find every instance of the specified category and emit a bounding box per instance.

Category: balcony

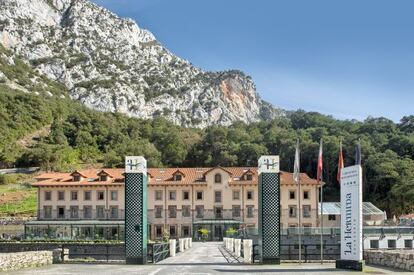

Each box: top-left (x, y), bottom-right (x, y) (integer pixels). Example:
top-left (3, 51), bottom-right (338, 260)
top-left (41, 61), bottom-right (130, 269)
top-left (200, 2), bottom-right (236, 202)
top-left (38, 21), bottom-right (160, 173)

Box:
top-left (38, 209), bottom-right (125, 220)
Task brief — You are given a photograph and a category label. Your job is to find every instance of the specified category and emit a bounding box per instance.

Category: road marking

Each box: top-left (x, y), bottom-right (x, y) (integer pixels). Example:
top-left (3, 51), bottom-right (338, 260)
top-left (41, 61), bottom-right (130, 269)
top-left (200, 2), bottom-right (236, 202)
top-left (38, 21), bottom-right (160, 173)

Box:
top-left (148, 267), bottom-right (162, 275)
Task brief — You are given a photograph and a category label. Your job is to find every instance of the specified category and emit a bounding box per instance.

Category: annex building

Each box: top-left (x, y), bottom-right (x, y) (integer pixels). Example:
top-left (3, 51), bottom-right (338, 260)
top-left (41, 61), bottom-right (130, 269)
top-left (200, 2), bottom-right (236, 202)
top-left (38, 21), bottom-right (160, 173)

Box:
top-left (26, 167), bottom-right (321, 241)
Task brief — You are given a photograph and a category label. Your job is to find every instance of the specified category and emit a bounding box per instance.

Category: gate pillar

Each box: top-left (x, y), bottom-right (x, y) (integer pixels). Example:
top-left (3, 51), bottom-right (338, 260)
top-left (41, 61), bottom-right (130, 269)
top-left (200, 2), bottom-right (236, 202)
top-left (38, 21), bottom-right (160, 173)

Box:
top-left (258, 155), bottom-right (281, 264)
top-left (125, 156), bottom-right (148, 264)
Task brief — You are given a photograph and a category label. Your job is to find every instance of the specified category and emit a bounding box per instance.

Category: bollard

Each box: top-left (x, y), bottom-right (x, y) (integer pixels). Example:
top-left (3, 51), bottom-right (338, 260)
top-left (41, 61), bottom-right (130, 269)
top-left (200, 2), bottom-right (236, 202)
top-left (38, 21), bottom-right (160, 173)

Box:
top-left (243, 239), bottom-right (253, 263)
top-left (170, 239), bottom-right (177, 257)
top-left (189, 238), bottom-right (192, 248)
top-left (183, 238), bottom-right (188, 250)
top-left (229, 238), bottom-right (234, 252)
top-left (223, 237), bottom-right (227, 247)
top-left (234, 239), bottom-right (241, 257)
top-left (179, 238), bottom-right (185, 252)
top-left (185, 238), bottom-right (189, 249)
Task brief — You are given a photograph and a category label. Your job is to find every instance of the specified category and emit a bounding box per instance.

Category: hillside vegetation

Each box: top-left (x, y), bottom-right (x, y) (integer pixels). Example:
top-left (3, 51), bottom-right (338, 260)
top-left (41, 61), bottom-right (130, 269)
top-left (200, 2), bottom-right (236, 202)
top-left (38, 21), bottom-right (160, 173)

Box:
top-left (0, 47), bottom-right (414, 217)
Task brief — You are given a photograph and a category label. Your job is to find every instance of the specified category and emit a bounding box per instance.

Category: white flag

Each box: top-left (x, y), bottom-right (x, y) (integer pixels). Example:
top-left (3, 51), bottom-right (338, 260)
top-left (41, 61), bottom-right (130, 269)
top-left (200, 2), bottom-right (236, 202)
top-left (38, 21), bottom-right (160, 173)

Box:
top-left (293, 140), bottom-right (300, 184)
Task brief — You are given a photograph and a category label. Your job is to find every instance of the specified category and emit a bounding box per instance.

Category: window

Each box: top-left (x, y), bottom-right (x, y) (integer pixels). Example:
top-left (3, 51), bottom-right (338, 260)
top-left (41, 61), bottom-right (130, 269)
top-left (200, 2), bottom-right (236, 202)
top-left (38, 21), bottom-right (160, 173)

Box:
top-left (196, 191), bottom-right (203, 200)
top-left (233, 190), bottom-right (240, 200)
top-left (232, 205), bottom-right (241, 218)
top-left (174, 174), bottom-right (182, 181)
top-left (247, 191), bottom-right (254, 200)
top-left (303, 191), bottom-right (309, 200)
top-left (84, 191), bottom-right (91, 201)
top-left (214, 191), bottom-right (222, 203)
top-left (70, 206), bottom-right (79, 219)
top-left (303, 205), bottom-right (311, 218)
top-left (155, 206), bottom-right (163, 218)
top-left (183, 191), bottom-right (189, 200)
top-left (404, 239), bottom-right (412, 249)
top-left (110, 206), bottom-right (118, 219)
top-left (57, 207), bottom-right (65, 219)
top-left (289, 191), bottom-right (295, 199)
top-left (111, 190), bottom-right (118, 201)
top-left (84, 206), bottom-right (92, 219)
top-left (214, 173), bottom-right (222, 183)
top-left (289, 206), bottom-right (297, 218)
top-left (169, 191), bottom-right (176, 201)
top-left (247, 205), bottom-right (254, 218)
top-left (155, 190), bottom-right (163, 201)
top-left (169, 205), bottom-right (177, 218)
top-left (196, 205), bottom-right (204, 218)
top-left (73, 175), bottom-right (81, 182)
top-left (246, 174), bottom-right (253, 180)
top-left (97, 191), bottom-right (104, 200)
top-left (43, 206), bottom-right (52, 219)
top-left (182, 226), bottom-right (190, 237)
top-left (44, 191), bottom-right (52, 201)
top-left (370, 240), bottom-right (379, 249)
top-left (71, 191), bottom-right (78, 201)
top-left (182, 205), bottom-right (191, 217)
top-left (155, 225), bottom-right (163, 238)
top-left (215, 206), bottom-right (223, 218)
top-left (96, 206), bottom-right (105, 219)
top-left (328, 215), bottom-right (336, 221)
top-left (100, 175), bottom-right (108, 182)
top-left (388, 240), bottom-right (396, 249)
top-left (58, 191), bottom-right (65, 201)
top-left (169, 226), bottom-right (176, 237)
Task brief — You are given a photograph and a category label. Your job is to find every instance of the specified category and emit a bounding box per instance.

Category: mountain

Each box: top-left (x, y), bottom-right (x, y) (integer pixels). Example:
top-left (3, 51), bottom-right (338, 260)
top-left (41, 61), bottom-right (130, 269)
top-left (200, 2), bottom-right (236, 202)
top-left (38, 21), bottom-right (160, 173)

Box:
top-left (0, 0), bottom-right (282, 128)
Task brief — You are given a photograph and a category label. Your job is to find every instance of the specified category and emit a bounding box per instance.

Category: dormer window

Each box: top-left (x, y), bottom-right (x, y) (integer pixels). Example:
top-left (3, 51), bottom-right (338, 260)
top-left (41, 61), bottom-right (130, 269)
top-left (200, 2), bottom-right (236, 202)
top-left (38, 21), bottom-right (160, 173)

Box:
top-left (174, 174), bottom-right (182, 181)
top-left (100, 175), bottom-right (108, 182)
top-left (246, 174), bottom-right (253, 181)
top-left (73, 175), bottom-right (81, 182)
top-left (214, 173), bottom-right (222, 183)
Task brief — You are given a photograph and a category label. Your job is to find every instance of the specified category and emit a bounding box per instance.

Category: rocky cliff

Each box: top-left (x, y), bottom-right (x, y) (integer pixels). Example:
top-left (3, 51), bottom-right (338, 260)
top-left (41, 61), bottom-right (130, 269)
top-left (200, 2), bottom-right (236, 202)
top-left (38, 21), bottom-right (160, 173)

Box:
top-left (0, 0), bottom-right (281, 127)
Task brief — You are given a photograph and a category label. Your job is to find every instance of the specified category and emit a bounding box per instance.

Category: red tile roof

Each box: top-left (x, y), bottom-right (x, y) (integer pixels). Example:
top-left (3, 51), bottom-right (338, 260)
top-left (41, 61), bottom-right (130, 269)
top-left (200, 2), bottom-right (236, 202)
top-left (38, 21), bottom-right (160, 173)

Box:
top-left (33, 167), bottom-right (320, 187)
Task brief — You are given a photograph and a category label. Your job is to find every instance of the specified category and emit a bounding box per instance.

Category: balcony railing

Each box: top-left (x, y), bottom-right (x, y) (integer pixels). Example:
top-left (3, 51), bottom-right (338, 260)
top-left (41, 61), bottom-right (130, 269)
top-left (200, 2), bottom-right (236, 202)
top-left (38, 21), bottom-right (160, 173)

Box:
top-left (147, 209), bottom-right (259, 223)
top-left (38, 209), bottom-right (125, 220)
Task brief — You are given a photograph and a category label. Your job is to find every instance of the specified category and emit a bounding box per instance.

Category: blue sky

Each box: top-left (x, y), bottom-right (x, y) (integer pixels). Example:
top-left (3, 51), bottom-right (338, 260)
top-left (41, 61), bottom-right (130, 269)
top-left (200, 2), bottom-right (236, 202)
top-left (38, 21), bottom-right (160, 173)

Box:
top-left (92, 0), bottom-right (414, 122)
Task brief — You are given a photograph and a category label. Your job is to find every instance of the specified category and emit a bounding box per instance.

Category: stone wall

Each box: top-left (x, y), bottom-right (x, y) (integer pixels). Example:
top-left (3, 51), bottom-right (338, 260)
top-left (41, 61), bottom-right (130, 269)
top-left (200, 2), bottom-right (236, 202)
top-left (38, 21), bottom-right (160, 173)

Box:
top-left (0, 250), bottom-right (60, 272)
top-left (0, 242), bottom-right (125, 261)
top-left (364, 250), bottom-right (414, 272)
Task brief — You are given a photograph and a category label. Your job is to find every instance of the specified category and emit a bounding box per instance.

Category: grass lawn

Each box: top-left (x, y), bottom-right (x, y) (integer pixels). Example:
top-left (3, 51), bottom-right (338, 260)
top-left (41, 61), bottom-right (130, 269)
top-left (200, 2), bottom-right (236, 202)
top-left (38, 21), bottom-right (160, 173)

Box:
top-left (0, 174), bottom-right (37, 217)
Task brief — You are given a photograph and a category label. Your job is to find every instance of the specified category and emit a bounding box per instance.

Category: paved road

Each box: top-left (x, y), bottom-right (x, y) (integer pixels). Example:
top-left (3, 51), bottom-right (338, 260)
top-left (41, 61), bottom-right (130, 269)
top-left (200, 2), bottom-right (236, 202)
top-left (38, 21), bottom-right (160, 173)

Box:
top-left (7, 242), bottom-right (407, 275)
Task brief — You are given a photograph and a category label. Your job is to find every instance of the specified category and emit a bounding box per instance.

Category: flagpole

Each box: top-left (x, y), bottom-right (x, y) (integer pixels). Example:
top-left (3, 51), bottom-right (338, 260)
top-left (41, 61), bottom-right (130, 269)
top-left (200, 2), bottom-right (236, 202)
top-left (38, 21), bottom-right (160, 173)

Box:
top-left (320, 172), bottom-right (323, 265)
top-left (298, 170), bottom-right (302, 264)
top-left (294, 139), bottom-right (301, 264)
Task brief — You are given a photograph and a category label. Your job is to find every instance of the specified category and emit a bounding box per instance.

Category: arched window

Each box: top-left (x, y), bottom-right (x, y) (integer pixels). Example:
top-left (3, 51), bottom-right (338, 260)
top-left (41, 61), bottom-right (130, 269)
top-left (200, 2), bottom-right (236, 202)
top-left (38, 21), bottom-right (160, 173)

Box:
top-left (214, 173), bottom-right (222, 183)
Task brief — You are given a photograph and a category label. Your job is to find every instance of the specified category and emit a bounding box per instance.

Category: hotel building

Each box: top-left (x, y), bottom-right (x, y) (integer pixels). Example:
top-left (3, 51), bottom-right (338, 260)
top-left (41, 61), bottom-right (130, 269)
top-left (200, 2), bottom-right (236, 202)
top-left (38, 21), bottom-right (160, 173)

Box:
top-left (27, 167), bottom-right (321, 241)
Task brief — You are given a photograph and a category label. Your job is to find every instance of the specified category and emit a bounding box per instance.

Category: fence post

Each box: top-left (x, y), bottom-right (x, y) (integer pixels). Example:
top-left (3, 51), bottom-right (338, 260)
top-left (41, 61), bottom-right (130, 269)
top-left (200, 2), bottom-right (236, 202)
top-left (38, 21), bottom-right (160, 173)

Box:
top-left (234, 239), bottom-right (241, 257)
top-left (243, 239), bottom-right (253, 263)
top-left (179, 238), bottom-right (184, 252)
top-left (170, 239), bottom-right (176, 257)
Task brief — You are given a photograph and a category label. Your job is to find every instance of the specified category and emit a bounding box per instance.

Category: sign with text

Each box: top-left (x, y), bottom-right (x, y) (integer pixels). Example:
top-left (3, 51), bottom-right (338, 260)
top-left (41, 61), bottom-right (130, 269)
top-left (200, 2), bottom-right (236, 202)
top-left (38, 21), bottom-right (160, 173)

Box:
top-left (258, 155), bottom-right (280, 174)
top-left (125, 156), bottom-right (147, 174)
top-left (340, 165), bottom-right (363, 261)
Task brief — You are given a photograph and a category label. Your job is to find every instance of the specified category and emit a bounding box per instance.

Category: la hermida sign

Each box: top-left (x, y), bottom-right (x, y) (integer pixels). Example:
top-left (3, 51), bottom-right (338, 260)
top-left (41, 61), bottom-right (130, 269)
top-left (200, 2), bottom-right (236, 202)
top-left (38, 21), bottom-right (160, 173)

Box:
top-left (340, 165), bottom-right (363, 261)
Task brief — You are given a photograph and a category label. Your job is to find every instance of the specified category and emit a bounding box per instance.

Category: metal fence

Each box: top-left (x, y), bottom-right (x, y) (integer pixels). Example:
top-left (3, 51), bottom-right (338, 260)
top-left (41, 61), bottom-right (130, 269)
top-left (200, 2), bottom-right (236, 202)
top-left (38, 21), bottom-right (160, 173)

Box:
top-left (148, 242), bottom-right (170, 263)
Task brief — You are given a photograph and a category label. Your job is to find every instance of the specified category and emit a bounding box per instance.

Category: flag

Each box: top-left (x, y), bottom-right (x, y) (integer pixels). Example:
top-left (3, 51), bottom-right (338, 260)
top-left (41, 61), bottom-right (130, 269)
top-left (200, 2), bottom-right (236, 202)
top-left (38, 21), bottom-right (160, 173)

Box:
top-left (337, 141), bottom-right (344, 183)
top-left (293, 140), bottom-right (300, 184)
top-left (317, 139), bottom-right (323, 183)
top-left (355, 141), bottom-right (361, 165)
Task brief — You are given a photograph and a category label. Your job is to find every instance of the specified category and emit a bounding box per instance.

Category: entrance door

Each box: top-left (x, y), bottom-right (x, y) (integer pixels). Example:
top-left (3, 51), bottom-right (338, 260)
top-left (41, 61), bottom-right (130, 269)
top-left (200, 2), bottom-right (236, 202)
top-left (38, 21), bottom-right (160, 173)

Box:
top-left (214, 225), bottom-right (223, 241)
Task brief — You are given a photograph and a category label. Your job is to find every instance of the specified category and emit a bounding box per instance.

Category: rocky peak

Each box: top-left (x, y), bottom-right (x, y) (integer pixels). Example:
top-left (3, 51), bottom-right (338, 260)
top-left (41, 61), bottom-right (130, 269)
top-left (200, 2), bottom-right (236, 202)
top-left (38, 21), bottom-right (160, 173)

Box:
top-left (0, 0), bottom-right (282, 127)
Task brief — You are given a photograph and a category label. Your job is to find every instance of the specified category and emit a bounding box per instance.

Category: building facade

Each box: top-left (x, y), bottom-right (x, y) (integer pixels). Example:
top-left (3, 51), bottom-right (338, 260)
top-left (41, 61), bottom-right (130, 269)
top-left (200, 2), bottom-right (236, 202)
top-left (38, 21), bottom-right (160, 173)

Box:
top-left (30, 167), bottom-right (321, 240)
